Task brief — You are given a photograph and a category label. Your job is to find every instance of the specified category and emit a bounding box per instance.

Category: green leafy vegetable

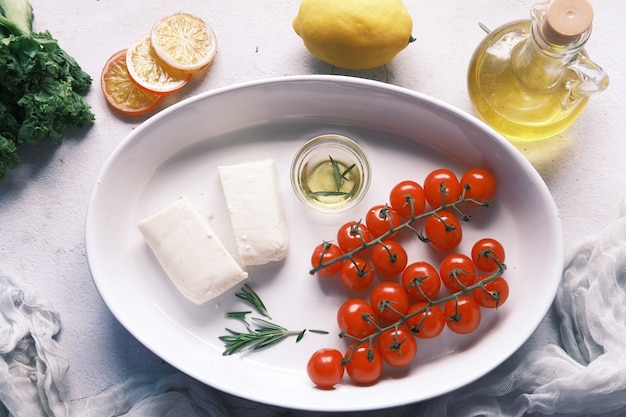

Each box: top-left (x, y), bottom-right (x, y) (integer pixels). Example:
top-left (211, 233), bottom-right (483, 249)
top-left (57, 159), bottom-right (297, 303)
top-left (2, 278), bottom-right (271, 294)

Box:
top-left (0, 0), bottom-right (94, 179)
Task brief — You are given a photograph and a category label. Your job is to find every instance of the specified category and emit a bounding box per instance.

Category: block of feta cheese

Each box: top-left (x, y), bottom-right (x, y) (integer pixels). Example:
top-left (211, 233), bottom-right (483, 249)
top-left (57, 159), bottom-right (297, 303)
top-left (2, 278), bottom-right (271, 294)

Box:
top-left (137, 196), bottom-right (248, 305)
top-left (218, 159), bottom-right (289, 266)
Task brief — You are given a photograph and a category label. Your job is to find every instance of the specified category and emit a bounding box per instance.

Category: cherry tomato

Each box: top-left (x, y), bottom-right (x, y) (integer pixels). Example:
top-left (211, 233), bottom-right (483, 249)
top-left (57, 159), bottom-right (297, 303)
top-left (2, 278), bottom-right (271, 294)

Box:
top-left (337, 298), bottom-right (378, 338)
top-left (424, 211), bottom-right (463, 252)
top-left (340, 257), bottom-right (375, 291)
top-left (439, 253), bottom-right (477, 292)
top-left (336, 221), bottom-right (373, 253)
top-left (377, 326), bottom-right (418, 367)
top-left (473, 276), bottom-right (510, 308)
top-left (471, 238), bottom-right (506, 272)
top-left (307, 348), bottom-right (345, 389)
top-left (371, 240), bottom-right (408, 276)
top-left (423, 168), bottom-right (462, 209)
top-left (389, 180), bottom-right (426, 219)
top-left (369, 281), bottom-right (410, 323)
top-left (444, 295), bottom-right (481, 334)
top-left (401, 261), bottom-right (441, 302)
top-left (460, 168), bottom-right (497, 205)
top-left (344, 342), bottom-right (383, 385)
top-left (406, 302), bottom-right (446, 339)
top-left (365, 204), bottom-right (403, 239)
top-left (311, 242), bottom-right (344, 276)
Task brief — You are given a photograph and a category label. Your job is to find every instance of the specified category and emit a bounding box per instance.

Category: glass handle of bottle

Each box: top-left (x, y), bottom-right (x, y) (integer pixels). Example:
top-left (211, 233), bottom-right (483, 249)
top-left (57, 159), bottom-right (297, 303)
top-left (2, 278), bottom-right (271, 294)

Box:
top-left (569, 55), bottom-right (610, 98)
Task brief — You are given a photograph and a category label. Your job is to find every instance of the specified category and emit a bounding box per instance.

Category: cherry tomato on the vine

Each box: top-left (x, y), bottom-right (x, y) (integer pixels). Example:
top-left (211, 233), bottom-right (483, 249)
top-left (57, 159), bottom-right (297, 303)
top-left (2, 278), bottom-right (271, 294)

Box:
top-left (439, 253), bottom-right (477, 292)
top-left (365, 204), bottom-right (403, 238)
top-left (471, 238), bottom-right (506, 272)
top-left (406, 302), bottom-right (446, 339)
top-left (423, 168), bottom-right (462, 209)
top-left (369, 281), bottom-right (410, 323)
top-left (460, 167), bottom-right (497, 205)
top-left (401, 261), bottom-right (441, 302)
top-left (337, 221), bottom-right (373, 253)
top-left (371, 240), bottom-right (408, 276)
top-left (473, 276), bottom-right (510, 308)
top-left (311, 242), bottom-right (344, 276)
top-left (444, 295), bottom-right (481, 334)
top-left (389, 180), bottom-right (427, 219)
top-left (337, 298), bottom-right (378, 338)
top-left (377, 326), bottom-right (418, 367)
top-left (424, 211), bottom-right (463, 252)
top-left (340, 257), bottom-right (375, 291)
top-left (307, 348), bottom-right (345, 389)
top-left (344, 342), bottom-right (383, 385)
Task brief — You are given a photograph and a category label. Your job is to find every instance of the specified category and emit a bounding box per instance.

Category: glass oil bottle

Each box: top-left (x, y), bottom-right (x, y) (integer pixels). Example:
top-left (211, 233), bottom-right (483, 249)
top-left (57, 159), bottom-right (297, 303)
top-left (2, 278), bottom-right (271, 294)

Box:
top-left (467, 0), bottom-right (609, 141)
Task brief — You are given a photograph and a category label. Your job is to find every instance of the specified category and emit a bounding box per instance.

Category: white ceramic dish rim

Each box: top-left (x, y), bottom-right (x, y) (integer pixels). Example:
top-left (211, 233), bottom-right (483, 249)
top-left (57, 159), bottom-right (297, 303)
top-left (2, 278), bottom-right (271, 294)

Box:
top-left (85, 75), bottom-right (564, 412)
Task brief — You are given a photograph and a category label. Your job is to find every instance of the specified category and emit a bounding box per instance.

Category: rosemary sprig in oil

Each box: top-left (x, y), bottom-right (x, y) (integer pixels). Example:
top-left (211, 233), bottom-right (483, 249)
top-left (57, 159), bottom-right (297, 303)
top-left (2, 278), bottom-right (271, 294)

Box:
top-left (309, 155), bottom-right (357, 197)
top-left (329, 155), bottom-right (355, 192)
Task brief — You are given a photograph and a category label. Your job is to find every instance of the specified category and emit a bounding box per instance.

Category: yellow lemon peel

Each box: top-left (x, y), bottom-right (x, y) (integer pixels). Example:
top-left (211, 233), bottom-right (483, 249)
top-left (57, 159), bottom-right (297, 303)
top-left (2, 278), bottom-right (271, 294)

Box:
top-left (293, 0), bottom-right (414, 70)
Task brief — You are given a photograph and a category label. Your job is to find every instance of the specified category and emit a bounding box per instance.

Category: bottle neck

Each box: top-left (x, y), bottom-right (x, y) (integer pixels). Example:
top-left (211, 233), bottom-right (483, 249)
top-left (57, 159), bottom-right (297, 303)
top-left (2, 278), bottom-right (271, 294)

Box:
top-left (511, 1), bottom-right (591, 90)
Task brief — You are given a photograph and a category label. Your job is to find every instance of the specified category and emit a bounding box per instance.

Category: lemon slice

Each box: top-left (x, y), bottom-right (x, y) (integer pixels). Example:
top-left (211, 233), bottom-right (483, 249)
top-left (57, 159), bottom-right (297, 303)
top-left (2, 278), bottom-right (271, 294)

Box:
top-left (150, 12), bottom-right (217, 72)
top-left (101, 49), bottom-right (163, 115)
top-left (126, 36), bottom-right (191, 94)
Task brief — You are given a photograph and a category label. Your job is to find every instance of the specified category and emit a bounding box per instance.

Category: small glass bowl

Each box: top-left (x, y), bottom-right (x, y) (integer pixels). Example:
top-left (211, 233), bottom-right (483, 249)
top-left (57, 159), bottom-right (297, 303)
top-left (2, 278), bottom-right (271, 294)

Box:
top-left (290, 134), bottom-right (371, 213)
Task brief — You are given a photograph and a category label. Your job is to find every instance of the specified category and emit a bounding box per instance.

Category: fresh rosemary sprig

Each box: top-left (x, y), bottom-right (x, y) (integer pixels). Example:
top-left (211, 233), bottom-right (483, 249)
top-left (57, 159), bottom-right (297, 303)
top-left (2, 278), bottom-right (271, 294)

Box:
top-left (225, 311), bottom-right (253, 326)
top-left (220, 285), bottom-right (329, 355)
top-left (235, 283), bottom-right (271, 319)
top-left (220, 318), bottom-right (296, 355)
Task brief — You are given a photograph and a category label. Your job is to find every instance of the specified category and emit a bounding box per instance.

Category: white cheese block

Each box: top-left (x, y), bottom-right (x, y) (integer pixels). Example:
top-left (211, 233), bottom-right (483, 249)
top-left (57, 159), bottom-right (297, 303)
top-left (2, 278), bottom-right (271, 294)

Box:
top-left (137, 196), bottom-right (248, 304)
top-left (218, 159), bottom-right (289, 266)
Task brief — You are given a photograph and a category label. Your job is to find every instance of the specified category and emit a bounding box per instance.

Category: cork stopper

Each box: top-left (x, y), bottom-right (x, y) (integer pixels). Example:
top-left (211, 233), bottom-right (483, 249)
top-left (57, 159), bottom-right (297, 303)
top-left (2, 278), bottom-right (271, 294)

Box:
top-left (543, 0), bottom-right (594, 44)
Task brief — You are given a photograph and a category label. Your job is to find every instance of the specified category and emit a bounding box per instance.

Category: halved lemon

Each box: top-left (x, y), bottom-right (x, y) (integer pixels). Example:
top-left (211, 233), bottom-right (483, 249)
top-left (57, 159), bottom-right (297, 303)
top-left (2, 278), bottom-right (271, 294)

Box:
top-left (150, 12), bottom-right (217, 72)
top-left (126, 36), bottom-right (191, 94)
top-left (101, 49), bottom-right (164, 115)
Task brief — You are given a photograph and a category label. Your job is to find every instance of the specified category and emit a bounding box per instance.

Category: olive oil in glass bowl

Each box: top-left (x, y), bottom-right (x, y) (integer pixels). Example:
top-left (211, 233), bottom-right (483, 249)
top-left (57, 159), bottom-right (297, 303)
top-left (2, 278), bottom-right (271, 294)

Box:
top-left (291, 134), bottom-right (371, 213)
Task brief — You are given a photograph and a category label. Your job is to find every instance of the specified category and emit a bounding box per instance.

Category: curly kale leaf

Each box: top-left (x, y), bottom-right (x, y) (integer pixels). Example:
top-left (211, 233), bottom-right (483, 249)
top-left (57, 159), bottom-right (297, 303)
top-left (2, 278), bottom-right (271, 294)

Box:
top-left (0, 102), bottom-right (20, 176)
top-left (0, 30), bottom-right (94, 179)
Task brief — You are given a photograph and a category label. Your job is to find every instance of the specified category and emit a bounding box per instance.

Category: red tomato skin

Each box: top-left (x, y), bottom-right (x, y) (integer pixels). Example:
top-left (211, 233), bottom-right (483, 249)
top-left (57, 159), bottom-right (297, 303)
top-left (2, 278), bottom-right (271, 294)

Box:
top-left (424, 169), bottom-right (462, 209)
top-left (337, 298), bottom-right (378, 339)
top-left (377, 326), bottom-right (418, 367)
top-left (344, 342), bottom-right (383, 385)
top-left (389, 180), bottom-right (427, 219)
top-left (401, 261), bottom-right (441, 302)
top-left (365, 205), bottom-right (403, 239)
top-left (311, 242), bottom-right (344, 276)
top-left (424, 211), bottom-right (463, 252)
top-left (473, 276), bottom-right (510, 308)
top-left (444, 295), bottom-right (482, 334)
top-left (369, 281), bottom-right (410, 323)
top-left (371, 240), bottom-right (408, 277)
top-left (406, 302), bottom-right (446, 339)
top-left (336, 221), bottom-right (373, 253)
top-left (340, 258), bottom-right (375, 291)
top-left (460, 167), bottom-right (497, 205)
top-left (471, 238), bottom-right (506, 272)
top-left (307, 348), bottom-right (345, 389)
top-left (439, 253), bottom-right (477, 292)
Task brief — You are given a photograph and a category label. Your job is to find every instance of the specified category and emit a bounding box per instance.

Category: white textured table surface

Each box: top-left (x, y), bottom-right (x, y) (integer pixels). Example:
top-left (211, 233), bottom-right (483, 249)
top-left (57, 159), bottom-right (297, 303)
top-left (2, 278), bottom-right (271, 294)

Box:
top-left (1, 0), bottom-right (624, 415)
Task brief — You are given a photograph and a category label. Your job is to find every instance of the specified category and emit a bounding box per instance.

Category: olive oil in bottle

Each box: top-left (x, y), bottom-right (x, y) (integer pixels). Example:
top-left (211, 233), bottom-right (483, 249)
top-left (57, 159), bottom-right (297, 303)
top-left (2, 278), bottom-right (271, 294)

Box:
top-left (467, 0), bottom-right (608, 141)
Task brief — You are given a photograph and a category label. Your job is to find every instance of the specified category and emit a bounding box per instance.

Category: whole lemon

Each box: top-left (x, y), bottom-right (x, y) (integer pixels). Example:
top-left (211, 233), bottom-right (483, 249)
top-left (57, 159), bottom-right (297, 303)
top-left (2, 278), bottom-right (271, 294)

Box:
top-left (293, 0), bottom-right (414, 70)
